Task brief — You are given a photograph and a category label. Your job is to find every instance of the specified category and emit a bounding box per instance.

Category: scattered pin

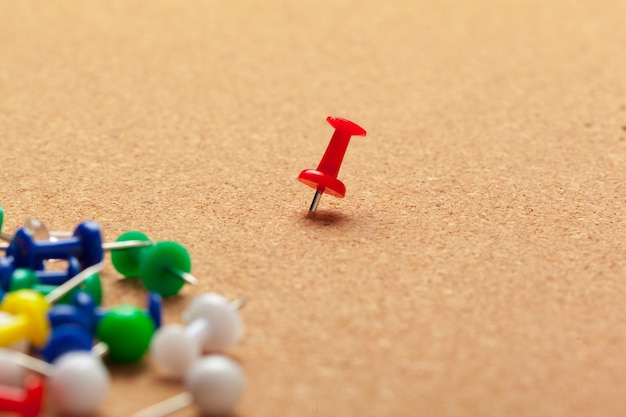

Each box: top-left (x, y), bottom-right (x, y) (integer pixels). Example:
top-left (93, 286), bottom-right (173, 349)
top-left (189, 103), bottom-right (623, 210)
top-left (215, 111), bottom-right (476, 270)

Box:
top-left (0, 374), bottom-right (44, 417)
top-left (102, 240), bottom-right (153, 251)
top-left (5, 221), bottom-right (104, 272)
top-left (7, 260), bottom-right (103, 305)
top-left (111, 231), bottom-right (196, 297)
top-left (42, 291), bottom-right (126, 363)
top-left (96, 294), bottom-right (161, 363)
top-left (0, 223), bottom-right (196, 297)
top-left (46, 262), bottom-right (105, 304)
top-left (0, 262), bottom-right (104, 347)
top-left (42, 287), bottom-right (157, 364)
top-left (0, 210), bottom-right (241, 416)
top-left (298, 116), bottom-right (367, 214)
top-left (130, 355), bottom-right (245, 417)
top-left (0, 220), bottom-right (151, 255)
top-left (0, 345), bottom-right (110, 415)
top-left (150, 294), bottom-right (245, 378)
top-left (21, 218), bottom-right (71, 264)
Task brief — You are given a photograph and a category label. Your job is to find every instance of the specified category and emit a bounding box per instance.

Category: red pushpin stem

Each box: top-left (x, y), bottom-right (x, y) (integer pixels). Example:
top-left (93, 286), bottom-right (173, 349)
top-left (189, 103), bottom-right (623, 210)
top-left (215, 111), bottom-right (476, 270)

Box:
top-left (298, 116), bottom-right (366, 213)
top-left (0, 375), bottom-right (44, 417)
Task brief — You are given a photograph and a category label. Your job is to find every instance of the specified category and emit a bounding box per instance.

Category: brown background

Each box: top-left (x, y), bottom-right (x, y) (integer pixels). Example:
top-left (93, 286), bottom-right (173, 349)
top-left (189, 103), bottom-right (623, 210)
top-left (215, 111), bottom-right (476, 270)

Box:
top-left (1, 0), bottom-right (626, 416)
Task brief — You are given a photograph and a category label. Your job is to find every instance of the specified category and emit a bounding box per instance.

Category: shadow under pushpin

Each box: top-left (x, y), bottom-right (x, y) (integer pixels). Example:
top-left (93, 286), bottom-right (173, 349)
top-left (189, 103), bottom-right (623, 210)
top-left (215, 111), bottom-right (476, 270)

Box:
top-left (302, 209), bottom-right (351, 226)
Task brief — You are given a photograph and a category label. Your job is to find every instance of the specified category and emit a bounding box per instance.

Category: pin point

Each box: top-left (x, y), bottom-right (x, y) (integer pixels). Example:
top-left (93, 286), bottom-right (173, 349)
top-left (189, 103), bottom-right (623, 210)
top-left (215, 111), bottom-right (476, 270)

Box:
top-left (298, 116), bottom-right (367, 213)
top-left (130, 355), bottom-right (245, 417)
top-left (0, 374), bottom-right (44, 417)
top-left (110, 231), bottom-right (196, 297)
top-left (0, 347), bottom-right (109, 415)
top-left (0, 262), bottom-right (104, 348)
top-left (150, 294), bottom-right (245, 378)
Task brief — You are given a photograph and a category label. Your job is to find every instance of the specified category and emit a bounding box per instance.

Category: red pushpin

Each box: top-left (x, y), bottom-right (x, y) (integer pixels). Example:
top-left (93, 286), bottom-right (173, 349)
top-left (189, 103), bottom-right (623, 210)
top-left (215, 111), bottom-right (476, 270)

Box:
top-left (0, 374), bottom-right (44, 417)
top-left (297, 116), bottom-right (366, 213)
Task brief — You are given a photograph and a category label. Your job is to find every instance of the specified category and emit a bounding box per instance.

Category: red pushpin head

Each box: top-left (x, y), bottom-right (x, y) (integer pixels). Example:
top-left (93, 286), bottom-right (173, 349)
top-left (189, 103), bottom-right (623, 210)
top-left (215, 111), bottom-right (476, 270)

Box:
top-left (325, 116), bottom-right (366, 136)
top-left (298, 116), bottom-right (366, 212)
top-left (0, 374), bottom-right (44, 417)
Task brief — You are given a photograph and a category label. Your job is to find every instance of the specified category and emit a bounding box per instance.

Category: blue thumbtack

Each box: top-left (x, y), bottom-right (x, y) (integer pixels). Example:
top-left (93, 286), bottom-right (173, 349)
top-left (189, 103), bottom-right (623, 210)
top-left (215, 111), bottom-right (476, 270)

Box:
top-left (6, 221), bottom-right (104, 271)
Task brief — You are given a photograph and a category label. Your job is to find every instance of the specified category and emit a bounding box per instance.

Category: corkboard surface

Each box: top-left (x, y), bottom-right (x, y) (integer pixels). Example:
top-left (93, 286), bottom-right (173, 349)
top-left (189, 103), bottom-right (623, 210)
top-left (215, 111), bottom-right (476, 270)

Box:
top-left (1, 1), bottom-right (626, 416)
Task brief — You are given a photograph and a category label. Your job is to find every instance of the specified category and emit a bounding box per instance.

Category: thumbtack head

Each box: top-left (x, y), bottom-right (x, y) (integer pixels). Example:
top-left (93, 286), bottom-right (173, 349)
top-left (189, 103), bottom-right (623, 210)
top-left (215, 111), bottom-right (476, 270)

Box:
top-left (139, 241), bottom-right (192, 297)
top-left (326, 116), bottom-right (367, 136)
top-left (0, 374), bottom-right (45, 417)
top-left (186, 355), bottom-right (245, 416)
top-left (22, 375), bottom-right (45, 417)
top-left (49, 351), bottom-right (110, 415)
top-left (150, 294), bottom-right (245, 378)
top-left (110, 231), bottom-right (196, 297)
top-left (182, 293), bottom-right (244, 351)
top-left (96, 306), bottom-right (156, 363)
top-left (0, 290), bottom-right (51, 348)
top-left (40, 326), bottom-right (94, 363)
top-left (129, 356), bottom-right (245, 417)
top-left (110, 231), bottom-right (151, 277)
top-left (297, 170), bottom-right (346, 198)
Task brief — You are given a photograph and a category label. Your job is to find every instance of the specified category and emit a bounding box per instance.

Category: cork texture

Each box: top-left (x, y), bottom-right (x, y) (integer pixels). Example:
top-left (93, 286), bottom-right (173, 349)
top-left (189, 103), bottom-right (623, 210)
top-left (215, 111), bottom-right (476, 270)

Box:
top-left (1, 0), bottom-right (626, 416)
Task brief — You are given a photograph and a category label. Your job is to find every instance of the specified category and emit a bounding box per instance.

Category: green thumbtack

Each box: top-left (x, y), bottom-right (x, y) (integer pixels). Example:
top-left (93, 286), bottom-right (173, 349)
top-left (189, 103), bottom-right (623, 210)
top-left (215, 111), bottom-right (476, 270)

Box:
top-left (110, 231), bottom-right (196, 297)
top-left (9, 268), bottom-right (103, 305)
top-left (8, 268), bottom-right (38, 290)
top-left (96, 306), bottom-right (156, 363)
